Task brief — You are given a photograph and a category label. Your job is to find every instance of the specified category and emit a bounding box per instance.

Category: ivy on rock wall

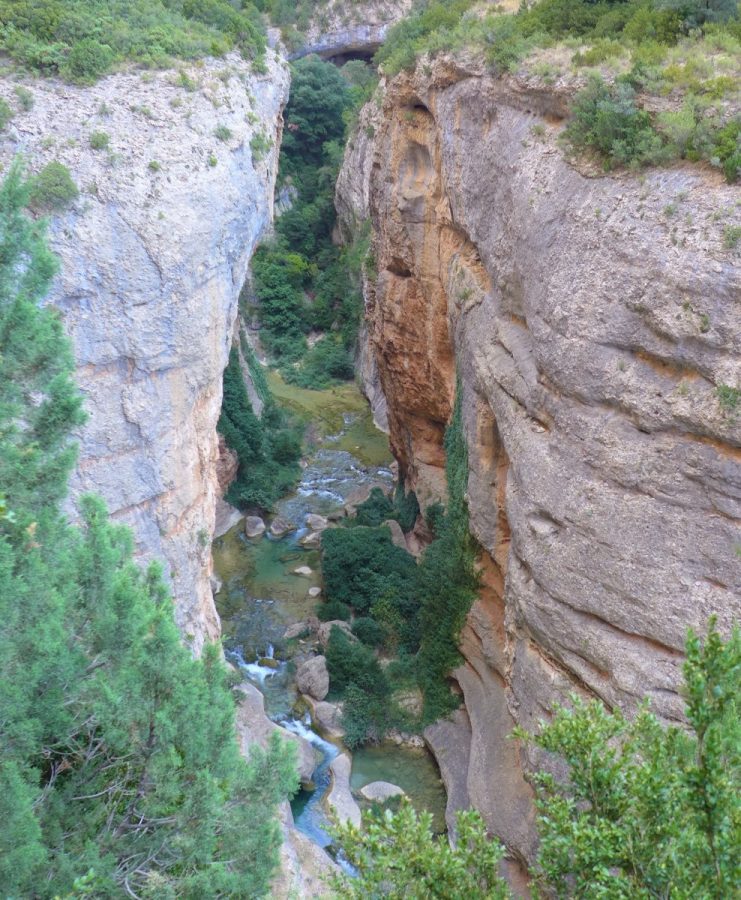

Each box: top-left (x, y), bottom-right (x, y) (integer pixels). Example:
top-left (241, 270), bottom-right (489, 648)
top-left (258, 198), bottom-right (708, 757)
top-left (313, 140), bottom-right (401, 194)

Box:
top-left (0, 162), bottom-right (297, 898)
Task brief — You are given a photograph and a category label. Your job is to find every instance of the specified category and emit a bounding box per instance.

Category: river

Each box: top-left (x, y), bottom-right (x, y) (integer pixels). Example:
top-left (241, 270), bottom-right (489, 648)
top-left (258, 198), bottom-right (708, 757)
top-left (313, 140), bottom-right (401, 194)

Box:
top-left (212, 372), bottom-right (447, 851)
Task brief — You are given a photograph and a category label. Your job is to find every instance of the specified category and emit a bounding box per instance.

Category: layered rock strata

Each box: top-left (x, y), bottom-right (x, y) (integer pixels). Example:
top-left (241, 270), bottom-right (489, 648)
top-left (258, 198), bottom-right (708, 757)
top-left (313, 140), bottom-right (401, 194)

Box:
top-left (338, 56), bottom-right (741, 864)
top-left (0, 52), bottom-right (289, 653)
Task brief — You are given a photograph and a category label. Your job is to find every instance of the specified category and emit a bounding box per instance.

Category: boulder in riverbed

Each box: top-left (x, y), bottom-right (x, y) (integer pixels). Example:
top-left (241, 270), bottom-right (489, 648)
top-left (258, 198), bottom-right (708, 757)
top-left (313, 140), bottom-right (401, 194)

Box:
top-left (360, 781), bottom-right (406, 803)
top-left (327, 753), bottom-right (361, 827)
top-left (295, 655), bottom-right (329, 701)
top-left (294, 565), bottom-right (313, 577)
top-left (312, 700), bottom-right (344, 739)
top-left (306, 513), bottom-right (329, 532)
top-left (299, 531), bottom-right (321, 548)
top-left (245, 516), bottom-right (266, 538)
top-left (308, 586), bottom-right (322, 598)
top-left (270, 516), bottom-right (295, 537)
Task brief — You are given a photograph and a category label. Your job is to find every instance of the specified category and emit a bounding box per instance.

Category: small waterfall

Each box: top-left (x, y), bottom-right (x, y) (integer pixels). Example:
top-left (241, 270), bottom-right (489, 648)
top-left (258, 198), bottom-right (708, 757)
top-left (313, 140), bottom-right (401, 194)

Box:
top-left (228, 647), bottom-right (279, 686)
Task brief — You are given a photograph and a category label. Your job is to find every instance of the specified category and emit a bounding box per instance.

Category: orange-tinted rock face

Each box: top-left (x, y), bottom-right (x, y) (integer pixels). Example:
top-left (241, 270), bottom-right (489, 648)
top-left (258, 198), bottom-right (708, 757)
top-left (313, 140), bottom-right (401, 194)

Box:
top-left (337, 56), bottom-right (741, 866)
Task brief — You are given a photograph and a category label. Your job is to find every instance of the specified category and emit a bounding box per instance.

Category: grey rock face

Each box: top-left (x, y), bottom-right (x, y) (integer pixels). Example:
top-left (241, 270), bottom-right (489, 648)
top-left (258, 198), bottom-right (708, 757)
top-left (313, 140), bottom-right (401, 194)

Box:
top-left (296, 655), bottom-right (330, 701)
top-left (0, 53), bottom-right (290, 654)
top-left (287, 1), bottom-right (413, 61)
top-left (338, 56), bottom-right (741, 864)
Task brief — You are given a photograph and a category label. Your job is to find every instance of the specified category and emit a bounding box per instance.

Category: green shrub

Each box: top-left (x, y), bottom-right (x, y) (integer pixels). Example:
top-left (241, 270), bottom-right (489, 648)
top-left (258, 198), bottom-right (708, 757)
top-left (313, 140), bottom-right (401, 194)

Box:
top-left (147, 159), bottom-right (162, 172)
top-left (354, 487), bottom-right (395, 527)
top-left (723, 225), bottom-right (741, 249)
top-left (13, 85), bottom-right (34, 111)
top-left (215, 124), bottom-right (232, 141)
top-left (28, 161), bottom-right (79, 212)
top-left (716, 383), bottom-right (740, 413)
top-left (62, 38), bottom-right (114, 82)
top-left (218, 346), bottom-right (302, 511)
top-left (88, 130), bottom-right (110, 151)
top-left (0, 0), bottom-right (267, 83)
top-left (352, 616), bottom-right (387, 648)
top-left (326, 626), bottom-right (391, 747)
top-left (564, 74), bottom-right (668, 169)
top-left (317, 599), bottom-right (351, 622)
top-left (321, 525), bottom-right (419, 617)
top-left (0, 98), bottom-right (13, 131)
top-left (250, 131), bottom-right (272, 161)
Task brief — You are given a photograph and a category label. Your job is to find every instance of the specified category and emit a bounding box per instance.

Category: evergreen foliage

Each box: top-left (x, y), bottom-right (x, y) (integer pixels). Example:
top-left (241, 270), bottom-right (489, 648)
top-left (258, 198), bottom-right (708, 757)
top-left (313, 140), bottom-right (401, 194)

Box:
top-left (319, 382), bottom-right (478, 736)
top-left (252, 56), bottom-right (371, 387)
top-left (0, 0), bottom-right (266, 82)
top-left (334, 622), bottom-right (740, 900)
top-left (353, 485), bottom-right (420, 532)
top-left (0, 163), bottom-right (297, 898)
top-left (218, 346), bottom-right (302, 510)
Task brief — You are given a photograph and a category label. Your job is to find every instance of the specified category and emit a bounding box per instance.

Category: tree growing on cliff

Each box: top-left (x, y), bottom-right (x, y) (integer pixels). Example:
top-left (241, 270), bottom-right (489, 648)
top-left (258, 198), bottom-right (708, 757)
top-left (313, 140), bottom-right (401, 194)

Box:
top-left (332, 620), bottom-right (740, 899)
top-left (0, 162), bottom-right (297, 898)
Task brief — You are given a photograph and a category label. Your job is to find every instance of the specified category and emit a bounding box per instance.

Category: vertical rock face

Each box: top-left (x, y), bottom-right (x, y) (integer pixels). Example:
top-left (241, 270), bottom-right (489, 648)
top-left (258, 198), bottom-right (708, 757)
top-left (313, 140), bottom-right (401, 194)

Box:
top-left (287, 0), bottom-right (413, 61)
top-left (0, 53), bottom-right (289, 653)
top-left (338, 57), bottom-right (741, 863)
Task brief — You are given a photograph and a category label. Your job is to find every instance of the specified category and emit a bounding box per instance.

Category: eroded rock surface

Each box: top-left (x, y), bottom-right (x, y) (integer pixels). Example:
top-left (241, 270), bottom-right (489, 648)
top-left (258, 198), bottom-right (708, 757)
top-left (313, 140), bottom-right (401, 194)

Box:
top-left (338, 56), bottom-right (741, 864)
top-left (0, 53), bottom-right (289, 653)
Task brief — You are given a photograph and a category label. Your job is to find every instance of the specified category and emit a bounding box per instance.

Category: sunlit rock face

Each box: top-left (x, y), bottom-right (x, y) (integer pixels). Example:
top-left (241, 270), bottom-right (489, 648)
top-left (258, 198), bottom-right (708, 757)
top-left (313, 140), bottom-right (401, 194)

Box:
top-left (0, 52), bottom-right (289, 653)
top-left (338, 55), bottom-right (741, 866)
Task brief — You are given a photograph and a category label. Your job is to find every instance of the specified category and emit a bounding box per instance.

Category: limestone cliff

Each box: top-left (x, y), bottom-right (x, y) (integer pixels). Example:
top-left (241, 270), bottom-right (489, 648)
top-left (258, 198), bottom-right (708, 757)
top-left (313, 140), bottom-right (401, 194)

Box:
top-left (338, 57), bottom-right (741, 863)
top-left (0, 52), bottom-right (289, 653)
top-left (287, 0), bottom-right (413, 61)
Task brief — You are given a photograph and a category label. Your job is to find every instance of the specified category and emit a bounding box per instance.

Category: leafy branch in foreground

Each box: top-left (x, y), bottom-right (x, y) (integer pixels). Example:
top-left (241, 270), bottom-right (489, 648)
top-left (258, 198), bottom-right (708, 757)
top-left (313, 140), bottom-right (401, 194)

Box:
top-left (331, 620), bottom-right (739, 899)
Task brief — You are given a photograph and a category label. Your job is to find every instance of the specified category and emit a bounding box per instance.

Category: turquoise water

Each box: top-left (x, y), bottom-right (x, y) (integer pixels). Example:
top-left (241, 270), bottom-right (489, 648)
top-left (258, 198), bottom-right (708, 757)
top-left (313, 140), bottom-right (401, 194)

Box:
top-left (350, 743), bottom-right (447, 834)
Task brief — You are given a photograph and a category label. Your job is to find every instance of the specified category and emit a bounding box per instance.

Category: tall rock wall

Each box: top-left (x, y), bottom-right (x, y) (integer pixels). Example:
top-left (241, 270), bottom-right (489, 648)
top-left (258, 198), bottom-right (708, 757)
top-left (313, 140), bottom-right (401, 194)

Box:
top-left (0, 52), bottom-right (289, 653)
top-left (338, 57), bottom-right (741, 864)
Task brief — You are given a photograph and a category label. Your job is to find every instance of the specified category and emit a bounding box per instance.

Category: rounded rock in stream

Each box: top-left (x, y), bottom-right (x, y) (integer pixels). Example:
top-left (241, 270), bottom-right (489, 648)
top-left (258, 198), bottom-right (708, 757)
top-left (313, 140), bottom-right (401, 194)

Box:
top-left (293, 565), bottom-right (313, 577)
top-left (360, 781), bottom-right (406, 803)
top-left (244, 516), bottom-right (266, 538)
top-left (305, 513), bottom-right (329, 532)
top-left (269, 516), bottom-right (295, 537)
top-left (295, 655), bottom-right (329, 701)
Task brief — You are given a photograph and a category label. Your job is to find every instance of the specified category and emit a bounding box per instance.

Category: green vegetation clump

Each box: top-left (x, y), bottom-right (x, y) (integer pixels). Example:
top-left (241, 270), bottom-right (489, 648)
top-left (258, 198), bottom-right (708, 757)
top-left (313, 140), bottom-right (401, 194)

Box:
top-left (218, 345), bottom-right (302, 510)
top-left (88, 130), bottom-right (109, 150)
top-left (215, 123), bottom-right (232, 142)
top-left (326, 626), bottom-right (392, 748)
top-left (251, 55), bottom-right (372, 388)
top-left (0, 162), bottom-right (296, 898)
top-left (13, 84), bottom-right (33, 110)
top-left (28, 160), bottom-right (79, 211)
top-left (0, 0), bottom-right (266, 82)
top-left (319, 382), bottom-right (479, 738)
top-left (0, 97), bottom-right (13, 130)
top-left (716, 383), bottom-right (740, 413)
top-left (354, 484), bottom-right (420, 531)
top-left (564, 73), bottom-right (669, 168)
top-left (334, 621), bottom-right (740, 900)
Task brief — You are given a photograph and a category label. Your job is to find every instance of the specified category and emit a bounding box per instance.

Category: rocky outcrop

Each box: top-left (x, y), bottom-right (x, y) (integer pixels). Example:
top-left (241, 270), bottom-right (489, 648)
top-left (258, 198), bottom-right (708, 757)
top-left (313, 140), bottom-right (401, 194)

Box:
top-left (338, 56), bottom-right (741, 864)
top-left (0, 52), bottom-right (290, 654)
top-left (287, 0), bottom-right (412, 61)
